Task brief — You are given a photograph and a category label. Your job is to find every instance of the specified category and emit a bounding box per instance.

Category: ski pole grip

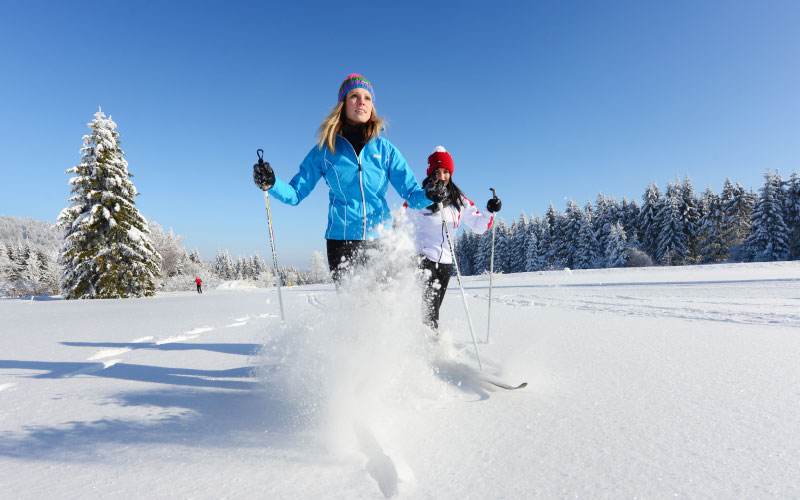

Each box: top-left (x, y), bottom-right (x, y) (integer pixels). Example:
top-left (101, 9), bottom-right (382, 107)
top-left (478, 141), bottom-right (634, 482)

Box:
top-left (490, 187), bottom-right (498, 199)
top-left (257, 148), bottom-right (265, 166)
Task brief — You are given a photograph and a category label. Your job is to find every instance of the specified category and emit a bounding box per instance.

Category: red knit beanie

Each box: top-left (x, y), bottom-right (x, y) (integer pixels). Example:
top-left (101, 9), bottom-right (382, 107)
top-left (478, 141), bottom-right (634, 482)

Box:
top-left (427, 146), bottom-right (454, 177)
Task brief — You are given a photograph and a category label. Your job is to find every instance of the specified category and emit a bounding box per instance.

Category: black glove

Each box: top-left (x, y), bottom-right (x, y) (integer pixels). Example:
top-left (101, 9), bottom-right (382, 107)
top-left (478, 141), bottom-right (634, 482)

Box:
top-left (253, 159), bottom-right (275, 190)
top-left (487, 197), bottom-right (502, 213)
top-left (424, 178), bottom-right (448, 204)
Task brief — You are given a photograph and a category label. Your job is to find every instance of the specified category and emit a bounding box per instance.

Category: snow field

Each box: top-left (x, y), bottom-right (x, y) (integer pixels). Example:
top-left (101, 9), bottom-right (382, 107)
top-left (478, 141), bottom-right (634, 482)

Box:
top-left (1, 258), bottom-right (799, 498)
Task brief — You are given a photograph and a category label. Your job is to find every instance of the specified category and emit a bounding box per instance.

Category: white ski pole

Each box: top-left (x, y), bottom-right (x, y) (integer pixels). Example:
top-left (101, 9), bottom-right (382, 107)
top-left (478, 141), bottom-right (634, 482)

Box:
top-left (487, 187), bottom-right (498, 343)
top-left (258, 149), bottom-right (286, 323)
top-left (438, 202), bottom-right (483, 372)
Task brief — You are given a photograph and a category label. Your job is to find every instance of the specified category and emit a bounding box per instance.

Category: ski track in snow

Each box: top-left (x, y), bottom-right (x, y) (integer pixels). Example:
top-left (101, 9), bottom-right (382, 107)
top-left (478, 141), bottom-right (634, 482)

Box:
top-left (476, 285), bottom-right (800, 327)
top-left (155, 334), bottom-right (200, 344)
top-left (88, 348), bottom-right (132, 360)
top-left (304, 293), bottom-right (324, 310)
top-left (65, 359), bottom-right (122, 377)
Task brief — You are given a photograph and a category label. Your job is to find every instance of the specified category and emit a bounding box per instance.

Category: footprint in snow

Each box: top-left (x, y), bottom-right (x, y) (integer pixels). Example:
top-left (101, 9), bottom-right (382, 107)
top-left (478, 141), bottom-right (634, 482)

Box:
top-left (354, 423), bottom-right (399, 498)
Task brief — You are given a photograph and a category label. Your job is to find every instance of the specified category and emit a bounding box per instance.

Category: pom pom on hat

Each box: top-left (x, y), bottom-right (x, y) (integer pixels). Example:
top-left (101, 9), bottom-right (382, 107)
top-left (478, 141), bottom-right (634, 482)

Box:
top-left (338, 74), bottom-right (375, 103)
top-left (427, 146), bottom-right (454, 177)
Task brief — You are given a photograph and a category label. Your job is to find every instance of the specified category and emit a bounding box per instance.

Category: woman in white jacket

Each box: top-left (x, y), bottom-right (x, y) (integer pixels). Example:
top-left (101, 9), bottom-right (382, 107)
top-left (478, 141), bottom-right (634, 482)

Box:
top-left (406, 146), bottom-right (502, 330)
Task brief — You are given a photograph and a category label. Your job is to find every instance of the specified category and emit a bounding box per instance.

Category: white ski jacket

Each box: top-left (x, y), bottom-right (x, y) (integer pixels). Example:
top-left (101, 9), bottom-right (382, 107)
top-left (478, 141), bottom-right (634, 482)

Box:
top-left (405, 195), bottom-right (494, 264)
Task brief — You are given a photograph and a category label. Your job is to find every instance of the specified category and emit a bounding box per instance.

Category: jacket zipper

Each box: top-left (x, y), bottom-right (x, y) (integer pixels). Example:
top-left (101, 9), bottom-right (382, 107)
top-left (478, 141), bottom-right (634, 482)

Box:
top-left (341, 136), bottom-right (368, 239)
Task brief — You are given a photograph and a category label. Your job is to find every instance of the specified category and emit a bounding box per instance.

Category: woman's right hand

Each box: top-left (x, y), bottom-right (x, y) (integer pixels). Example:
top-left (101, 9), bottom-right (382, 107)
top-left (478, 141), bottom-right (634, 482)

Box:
top-left (253, 160), bottom-right (275, 190)
top-left (424, 177), bottom-right (447, 203)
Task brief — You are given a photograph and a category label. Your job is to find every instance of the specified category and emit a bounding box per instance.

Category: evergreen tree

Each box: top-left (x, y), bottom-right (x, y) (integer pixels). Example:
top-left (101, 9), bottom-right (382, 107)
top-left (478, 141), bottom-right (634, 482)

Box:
top-left (605, 221), bottom-right (628, 268)
top-left (223, 250), bottom-right (235, 279)
top-left (696, 186), bottom-right (726, 263)
top-left (638, 183), bottom-right (661, 259)
top-left (561, 200), bottom-right (585, 268)
top-left (57, 109), bottom-right (160, 299)
top-left (543, 204), bottom-right (563, 269)
top-left (149, 222), bottom-right (187, 279)
top-left (455, 231), bottom-right (472, 275)
top-left (782, 172), bottom-right (800, 259)
top-left (20, 243), bottom-right (42, 296)
top-left (492, 218), bottom-right (512, 273)
top-left (523, 217), bottom-right (546, 271)
top-left (252, 251), bottom-right (266, 278)
top-left (620, 198), bottom-right (641, 249)
top-left (0, 243), bottom-right (10, 287)
top-left (744, 171), bottom-right (790, 261)
top-left (592, 194), bottom-right (620, 266)
top-left (573, 211), bottom-right (600, 270)
top-left (720, 179), bottom-right (754, 258)
top-left (189, 249), bottom-right (202, 264)
top-left (509, 213), bottom-right (528, 273)
top-left (680, 176), bottom-right (702, 263)
top-left (309, 251), bottom-right (330, 283)
top-left (655, 183), bottom-right (688, 265)
top-left (214, 249), bottom-right (224, 277)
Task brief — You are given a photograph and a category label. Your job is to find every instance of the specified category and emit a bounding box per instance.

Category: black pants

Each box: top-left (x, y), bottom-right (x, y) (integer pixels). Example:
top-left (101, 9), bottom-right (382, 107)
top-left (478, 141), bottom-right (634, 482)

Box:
top-left (326, 239), bottom-right (376, 284)
top-left (420, 257), bottom-right (453, 330)
top-left (196, 284), bottom-right (202, 294)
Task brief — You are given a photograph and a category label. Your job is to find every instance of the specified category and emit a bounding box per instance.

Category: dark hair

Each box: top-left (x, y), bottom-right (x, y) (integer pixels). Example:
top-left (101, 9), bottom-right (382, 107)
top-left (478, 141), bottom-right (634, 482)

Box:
top-left (423, 176), bottom-right (464, 213)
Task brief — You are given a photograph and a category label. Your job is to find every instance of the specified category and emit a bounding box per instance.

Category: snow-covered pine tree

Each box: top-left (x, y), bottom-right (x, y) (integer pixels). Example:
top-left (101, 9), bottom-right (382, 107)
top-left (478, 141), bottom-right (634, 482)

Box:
top-left (463, 231), bottom-right (479, 275)
top-left (455, 231), bottom-right (474, 276)
top-left (223, 250), bottom-right (235, 279)
top-left (251, 251), bottom-right (265, 278)
top-left (214, 249), bottom-right (226, 278)
top-left (654, 182), bottom-right (688, 265)
top-left (720, 179), bottom-right (754, 258)
top-left (0, 242), bottom-right (10, 290)
top-left (544, 203), bottom-right (564, 269)
top-left (573, 210), bottom-right (600, 270)
top-left (308, 251), bottom-right (330, 283)
top-left (743, 170), bottom-right (790, 262)
top-left (638, 183), bottom-right (661, 260)
top-left (605, 221), bottom-right (628, 268)
top-left (474, 222), bottom-right (494, 274)
top-left (592, 194), bottom-right (620, 267)
top-left (696, 186), bottom-right (726, 263)
top-left (149, 221), bottom-right (187, 280)
top-left (782, 172), bottom-right (800, 259)
top-left (523, 218), bottom-right (545, 271)
top-left (57, 109), bottom-right (160, 299)
top-left (679, 176), bottom-right (702, 263)
top-left (561, 200), bottom-right (585, 269)
top-left (19, 243), bottom-right (42, 296)
top-left (620, 197), bottom-right (641, 248)
top-left (189, 249), bottom-right (202, 264)
top-left (491, 218), bottom-right (512, 274)
top-left (509, 213), bottom-right (528, 273)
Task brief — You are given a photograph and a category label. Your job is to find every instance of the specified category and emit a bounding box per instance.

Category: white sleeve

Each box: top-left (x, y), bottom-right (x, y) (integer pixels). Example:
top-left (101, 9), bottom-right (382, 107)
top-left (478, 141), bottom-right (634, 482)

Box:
top-left (459, 195), bottom-right (494, 235)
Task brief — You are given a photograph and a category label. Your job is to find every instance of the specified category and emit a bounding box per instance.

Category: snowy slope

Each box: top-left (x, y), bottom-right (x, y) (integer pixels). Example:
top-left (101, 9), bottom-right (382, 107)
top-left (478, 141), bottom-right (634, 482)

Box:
top-left (1, 258), bottom-right (799, 499)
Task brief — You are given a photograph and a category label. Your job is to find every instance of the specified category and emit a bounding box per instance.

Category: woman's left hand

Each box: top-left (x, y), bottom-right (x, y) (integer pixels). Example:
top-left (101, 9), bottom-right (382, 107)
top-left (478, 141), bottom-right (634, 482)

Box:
top-left (487, 197), bottom-right (502, 213)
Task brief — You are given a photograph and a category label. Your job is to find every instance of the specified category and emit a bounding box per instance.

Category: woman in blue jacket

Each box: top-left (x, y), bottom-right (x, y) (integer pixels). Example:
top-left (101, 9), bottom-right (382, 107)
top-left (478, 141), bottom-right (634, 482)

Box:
top-left (253, 74), bottom-right (438, 282)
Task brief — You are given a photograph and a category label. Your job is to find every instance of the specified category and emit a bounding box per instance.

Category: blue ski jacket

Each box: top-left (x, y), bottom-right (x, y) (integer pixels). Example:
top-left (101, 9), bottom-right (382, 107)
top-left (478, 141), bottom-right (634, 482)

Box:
top-left (268, 135), bottom-right (432, 240)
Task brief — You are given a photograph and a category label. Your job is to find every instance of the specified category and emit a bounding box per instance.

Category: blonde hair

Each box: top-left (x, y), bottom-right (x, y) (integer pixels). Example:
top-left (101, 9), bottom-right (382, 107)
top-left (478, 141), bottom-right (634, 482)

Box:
top-left (317, 101), bottom-right (386, 154)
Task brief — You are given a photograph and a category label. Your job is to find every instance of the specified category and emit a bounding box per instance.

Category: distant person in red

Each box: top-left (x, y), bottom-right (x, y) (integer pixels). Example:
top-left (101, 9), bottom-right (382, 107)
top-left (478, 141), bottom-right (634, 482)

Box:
top-left (195, 277), bottom-right (202, 294)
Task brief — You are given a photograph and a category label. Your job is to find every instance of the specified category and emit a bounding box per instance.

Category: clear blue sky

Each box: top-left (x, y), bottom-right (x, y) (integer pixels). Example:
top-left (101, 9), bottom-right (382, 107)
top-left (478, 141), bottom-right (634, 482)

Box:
top-left (2, 0), bottom-right (799, 267)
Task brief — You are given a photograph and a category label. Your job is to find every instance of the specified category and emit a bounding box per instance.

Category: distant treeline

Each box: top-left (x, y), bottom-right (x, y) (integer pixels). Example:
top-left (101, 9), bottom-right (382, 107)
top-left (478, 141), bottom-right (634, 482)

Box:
top-left (455, 170), bottom-right (800, 275)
